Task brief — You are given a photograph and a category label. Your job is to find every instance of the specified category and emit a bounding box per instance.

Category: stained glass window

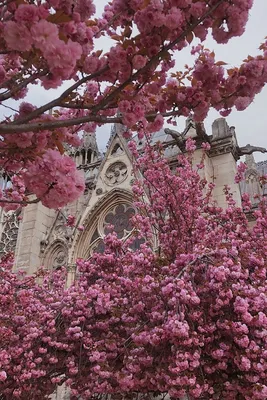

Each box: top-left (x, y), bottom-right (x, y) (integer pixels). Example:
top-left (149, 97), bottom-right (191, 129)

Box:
top-left (92, 239), bottom-right (105, 254)
top-left (89, 203), bottom-right (139, 255)
top-left (103, 204), bottom-right (135, 238)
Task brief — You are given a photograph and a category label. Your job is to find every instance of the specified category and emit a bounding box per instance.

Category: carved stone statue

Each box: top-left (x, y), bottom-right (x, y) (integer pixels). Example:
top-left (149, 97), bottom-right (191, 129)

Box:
top-left (237, 144), bottom-right (267, 156)
top-left (164, 128), bottom-right (185, 148)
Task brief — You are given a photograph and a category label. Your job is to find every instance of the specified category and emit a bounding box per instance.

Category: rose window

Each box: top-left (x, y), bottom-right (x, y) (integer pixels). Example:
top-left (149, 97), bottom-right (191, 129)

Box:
top-left (88, 203), bottom-right (144, 255)
top-left (103, 204), bottom-right (135, 238)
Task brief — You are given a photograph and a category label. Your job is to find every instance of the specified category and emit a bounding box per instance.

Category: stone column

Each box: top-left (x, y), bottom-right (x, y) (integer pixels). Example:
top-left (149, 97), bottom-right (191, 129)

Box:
top-left (209, 118), bottom-right (241, 208)
top-left (14, 198), bottom-right (56, 275)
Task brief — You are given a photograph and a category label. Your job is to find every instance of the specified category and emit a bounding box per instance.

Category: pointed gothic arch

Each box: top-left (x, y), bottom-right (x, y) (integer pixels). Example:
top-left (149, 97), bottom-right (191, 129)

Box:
top-left (42, 239), bottom-right (68, 270)
top-left (69, 188), bottom-right (134, 263)
top-left (243, 168), bottom-right (263, 205)
top-left (111, 142), bottom-right (124, 156)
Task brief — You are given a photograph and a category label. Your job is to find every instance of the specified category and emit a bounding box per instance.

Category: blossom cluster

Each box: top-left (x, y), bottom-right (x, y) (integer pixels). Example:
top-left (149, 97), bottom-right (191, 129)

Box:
top-left (22, 150), bottom-right (85, 209)
top-left (1, 144), bottom-right (267, 399)
top-left (0, 0), bottom-right (264, 209)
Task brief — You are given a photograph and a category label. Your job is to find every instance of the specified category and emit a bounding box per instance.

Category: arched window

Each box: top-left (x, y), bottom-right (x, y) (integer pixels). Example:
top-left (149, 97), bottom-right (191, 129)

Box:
top-left (0, 212), bottom-right (20, 256)
top-left (244, 169), bottom-right (262, 205)
top-left (89, 202), bottom-right (136, 254)
top-left (103, 204), bottom-right (135, 238)
top-left (71, 190), bottom-right (146, 262)
top-left (81, 149), bottom-right (86, 165)
top-left (43, 241), bottom-right (68, 270)
top-left (87, 149), bottom-right (92, 164)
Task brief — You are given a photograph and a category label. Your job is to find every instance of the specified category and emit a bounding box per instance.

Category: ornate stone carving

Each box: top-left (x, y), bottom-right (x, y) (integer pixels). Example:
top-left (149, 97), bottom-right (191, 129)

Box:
top-left (0, 213), bottom-right (20, 256)
top-left (43, 240), bottom-right (68, 270)
top-left (52, 248), bottom-right (68, 269)
top-left (104, 162), bottom-right (127, 185)
top-left (237, 144), bottom-right (267, 156)
top-left (39, 211), bottom-right (73, 258)
top-left (103, 204), bottom-right (135, 239)
top-left (209, 129), bottom-right (239, 160)
top-left (54, 224), bottom-right (67, 239)
top-left (85, 177), bottom-right (96, 191)
top-left (83, 168), bottom-right (99, 198)
top-left (40, 239), bottom-right (49, 254)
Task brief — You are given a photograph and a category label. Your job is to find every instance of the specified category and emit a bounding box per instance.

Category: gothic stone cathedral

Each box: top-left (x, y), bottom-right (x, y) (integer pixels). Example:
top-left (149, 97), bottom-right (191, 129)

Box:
top-left (0, 117), bottom-right (264, 279)
top-left (0, 117), bottom-right (266, 399)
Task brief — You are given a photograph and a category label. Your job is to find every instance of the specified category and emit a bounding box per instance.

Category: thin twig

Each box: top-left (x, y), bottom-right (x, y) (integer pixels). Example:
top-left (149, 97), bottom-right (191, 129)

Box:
top-left (0, 0), bottom-right (225, 134)
top-left (11, 66), bottom-right (109, 125)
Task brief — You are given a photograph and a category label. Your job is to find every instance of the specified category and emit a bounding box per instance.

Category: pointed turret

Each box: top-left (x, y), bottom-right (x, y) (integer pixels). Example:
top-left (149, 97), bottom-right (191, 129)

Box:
top-left (107, 112), bottom-right (127, 149)
top-left (245, 153), bottom-right (257, 170)
top-left (74, 131), bottom-right (101, 167)
top-left (239, 153), bottom-right (262, 205)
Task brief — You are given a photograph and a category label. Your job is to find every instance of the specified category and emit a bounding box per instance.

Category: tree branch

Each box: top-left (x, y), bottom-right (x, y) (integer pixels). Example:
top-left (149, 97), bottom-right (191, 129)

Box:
top-left (177, 253), bottom-right (215, 279)
top-left (87, 0), bottom-right (225, 116)
top-left (0, 197), bottom-right (40, 205)
top-left (0, 109), bottom-right (189, 134)
top-left (0, 115), bottom-right (121, 133)
top-left (0, 71), bottom-right (48, 102)
top-left (0, 0), bottom-right (225, 134)
top-left (11, 65), bottom-right (109, 125)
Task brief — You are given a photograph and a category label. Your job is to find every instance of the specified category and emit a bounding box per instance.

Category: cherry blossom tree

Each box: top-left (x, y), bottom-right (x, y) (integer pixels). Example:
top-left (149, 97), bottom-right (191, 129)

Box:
top-left (1, 142), bottom-right (267, 399)
top-left (1, 0), bottom-right (267, 208)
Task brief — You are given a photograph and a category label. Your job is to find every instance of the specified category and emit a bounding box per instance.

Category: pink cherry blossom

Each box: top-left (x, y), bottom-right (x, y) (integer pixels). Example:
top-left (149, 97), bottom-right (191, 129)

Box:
top-left (14, 4), bottom-right (39, 24)
top-left (4, 21), bottom-right (32, 51)
top-left (22, 150), bottom-right (85, 208)
top-left (31, 20), bottom-right (59, 51)
top-left (0, 371), bottom-right (7, 381)
top-left (1, 142), bottom-right (267, 399)
top-left (132, 55), bottom-right (147, 70)
top-left (66, 215), bottom-right (76, 227)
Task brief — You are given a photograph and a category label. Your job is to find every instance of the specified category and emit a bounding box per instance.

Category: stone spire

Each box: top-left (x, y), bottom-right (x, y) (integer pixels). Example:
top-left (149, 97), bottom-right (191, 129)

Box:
top-left (107, 112), bottom-right (127, 147)
top-left (82, 131), bottom-right (98, 152)
top-left (242, 153), bottom-right (262, 205)
top-left (245, 153), bottom-right (257, 170)
top-left (75, 131), bottom-right (101, 167)
top-left (211, 118), bottom-right (231, 141)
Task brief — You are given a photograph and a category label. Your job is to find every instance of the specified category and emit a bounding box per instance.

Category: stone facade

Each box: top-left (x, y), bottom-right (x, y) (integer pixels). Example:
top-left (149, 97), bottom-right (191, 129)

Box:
top-left (0, 117), bottom-right (246, 278)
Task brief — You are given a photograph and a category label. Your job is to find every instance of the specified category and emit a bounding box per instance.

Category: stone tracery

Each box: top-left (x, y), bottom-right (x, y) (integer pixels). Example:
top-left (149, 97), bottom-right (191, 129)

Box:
top-left (43, 241), bottom-right (68, 270)
top-left (0, 213), bottom-right (20, 256)
top-left (103, 204), bottom-right (135, 238)
top-left (104, 162), bottom-right (128, 185)
top-left (88, 203), bottom-right (135, 255)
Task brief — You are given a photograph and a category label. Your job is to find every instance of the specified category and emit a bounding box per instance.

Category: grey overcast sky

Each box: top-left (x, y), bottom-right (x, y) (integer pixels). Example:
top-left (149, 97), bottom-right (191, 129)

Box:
top-left (97, 0), bottom-right (267, 157)
top-left (2, 1), bottom-right (267, 158)
top-left (95, 0), bottom-right (267, 157)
